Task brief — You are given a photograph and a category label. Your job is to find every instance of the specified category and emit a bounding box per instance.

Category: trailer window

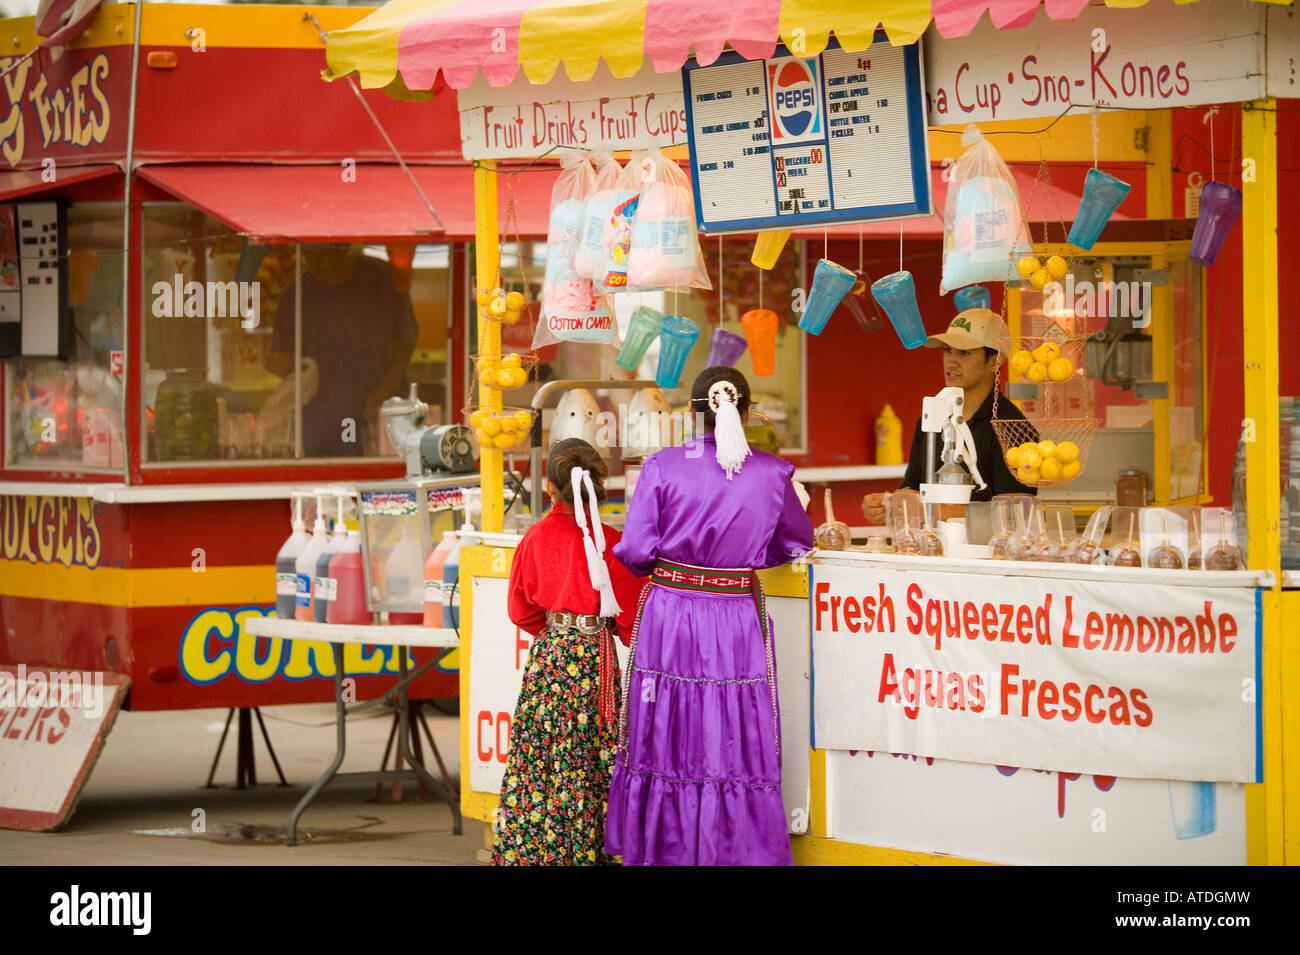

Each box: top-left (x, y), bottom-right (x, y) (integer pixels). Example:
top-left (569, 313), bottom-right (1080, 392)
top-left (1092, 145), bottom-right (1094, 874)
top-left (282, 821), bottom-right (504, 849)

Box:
top-left (4, 204), bottom-right (125, 470)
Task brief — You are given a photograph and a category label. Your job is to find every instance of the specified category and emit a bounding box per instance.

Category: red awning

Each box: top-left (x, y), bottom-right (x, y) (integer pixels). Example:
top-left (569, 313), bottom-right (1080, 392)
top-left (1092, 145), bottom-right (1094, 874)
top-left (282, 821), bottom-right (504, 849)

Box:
top-left (0, 164), bottom-right (119, 203)
top-left (135, 163), bottom-right (557, 243)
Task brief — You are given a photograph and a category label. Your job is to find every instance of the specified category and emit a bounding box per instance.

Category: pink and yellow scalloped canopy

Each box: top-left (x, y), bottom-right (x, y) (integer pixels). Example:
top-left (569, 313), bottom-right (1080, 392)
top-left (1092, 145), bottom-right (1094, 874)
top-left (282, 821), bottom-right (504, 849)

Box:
top-left (325, 0), bottom-right (1291, 92)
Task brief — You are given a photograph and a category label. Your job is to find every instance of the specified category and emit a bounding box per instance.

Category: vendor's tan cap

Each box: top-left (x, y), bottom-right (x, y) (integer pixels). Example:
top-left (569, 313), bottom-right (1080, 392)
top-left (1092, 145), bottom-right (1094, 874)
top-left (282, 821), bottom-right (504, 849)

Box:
top-left (925, 308), bottom-right (1011, 357)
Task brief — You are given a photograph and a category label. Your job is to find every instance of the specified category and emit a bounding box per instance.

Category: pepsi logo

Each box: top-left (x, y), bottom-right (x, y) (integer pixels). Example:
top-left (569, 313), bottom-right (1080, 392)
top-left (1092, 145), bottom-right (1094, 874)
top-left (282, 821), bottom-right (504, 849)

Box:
top-left (768, 59), bottom-right (821, 140)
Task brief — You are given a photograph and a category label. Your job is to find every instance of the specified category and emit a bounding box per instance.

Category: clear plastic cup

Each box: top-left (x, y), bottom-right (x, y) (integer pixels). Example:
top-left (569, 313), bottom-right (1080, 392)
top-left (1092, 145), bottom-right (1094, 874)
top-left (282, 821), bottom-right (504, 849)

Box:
top-left (1068, 168), bottom-right (1132, 250)
top-left (841, 270), bottom-right (883, 334)
top-left (705, 327), bottom-right (748, 367)
top-left (741, 309), bottom-right (779, 377)
top-left (871, 270), bottom-right (926, 349)
top-left (616, 305), bottom-right (663, 371)
top-left (751, 229), bottom-right (792, 270)
top-left (1189, 181), bottom-right (1243, 266)
top-left (799, 259), bottom-right (856, 335)
top-left (953, 285), bottom-right (991, 311)
top-left (655, 314), bottom-right (700, 388)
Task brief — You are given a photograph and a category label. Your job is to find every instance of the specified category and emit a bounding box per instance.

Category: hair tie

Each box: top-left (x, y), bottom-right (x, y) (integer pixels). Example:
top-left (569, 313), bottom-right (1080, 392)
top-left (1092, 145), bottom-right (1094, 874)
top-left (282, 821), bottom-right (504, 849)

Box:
top-left (570, 466), bottom-right (622, 618)
top-left (706, 381), bottom-right (751, 479)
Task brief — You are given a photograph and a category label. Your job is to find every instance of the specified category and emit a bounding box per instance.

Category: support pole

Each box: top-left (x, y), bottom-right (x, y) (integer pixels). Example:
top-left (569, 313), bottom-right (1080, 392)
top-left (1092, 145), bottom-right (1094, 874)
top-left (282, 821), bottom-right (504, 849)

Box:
top-left (474, 160), bottom-right (504, 533)
top-left (1240, 98), bottom-right (1283, 865)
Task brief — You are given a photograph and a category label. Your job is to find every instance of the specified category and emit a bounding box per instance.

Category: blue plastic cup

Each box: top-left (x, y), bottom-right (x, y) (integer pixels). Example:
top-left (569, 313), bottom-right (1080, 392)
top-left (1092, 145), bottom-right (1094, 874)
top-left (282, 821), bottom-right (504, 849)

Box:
top-left (798, 259), bottom-right (856, 335)
top-left (616, 305), bottom-right (663, 371)
top-left (1189, 181), bottom-right (1243, 266)
top-left (1068, 168), bottom-right (1132, 250)
top-left (953, 285), bottom-right (991, 312)
top-left (655, 314), bottom-right (700, 388)
top-left (871, 270), bottom-right (926, 349)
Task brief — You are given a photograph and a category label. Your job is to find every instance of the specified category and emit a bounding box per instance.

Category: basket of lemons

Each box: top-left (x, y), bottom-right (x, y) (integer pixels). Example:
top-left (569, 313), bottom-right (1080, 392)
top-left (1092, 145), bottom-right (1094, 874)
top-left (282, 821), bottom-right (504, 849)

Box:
top-left (473, 352), bottom-right (536, 391)
top-left (468, 406), bottom-right (536, 452)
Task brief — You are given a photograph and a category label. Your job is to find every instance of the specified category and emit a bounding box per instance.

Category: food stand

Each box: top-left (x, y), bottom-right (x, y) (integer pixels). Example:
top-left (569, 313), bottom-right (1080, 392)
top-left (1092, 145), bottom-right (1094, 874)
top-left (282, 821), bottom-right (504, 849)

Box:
top-left (323, 0), bottom-right (1300, 866)
top-left (0, 1), bottom-right (566, 772)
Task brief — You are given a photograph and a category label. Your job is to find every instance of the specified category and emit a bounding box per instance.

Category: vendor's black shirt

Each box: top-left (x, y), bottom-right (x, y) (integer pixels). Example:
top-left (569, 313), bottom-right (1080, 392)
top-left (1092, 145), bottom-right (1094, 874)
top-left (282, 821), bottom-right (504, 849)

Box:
top-left (899, 388), bottom-right (1037, 500)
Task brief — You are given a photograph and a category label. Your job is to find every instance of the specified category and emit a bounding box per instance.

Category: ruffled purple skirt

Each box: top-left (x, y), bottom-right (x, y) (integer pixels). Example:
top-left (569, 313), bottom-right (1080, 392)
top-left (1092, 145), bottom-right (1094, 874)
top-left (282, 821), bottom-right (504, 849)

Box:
top-left (605, 586), bottom-right (792, 866)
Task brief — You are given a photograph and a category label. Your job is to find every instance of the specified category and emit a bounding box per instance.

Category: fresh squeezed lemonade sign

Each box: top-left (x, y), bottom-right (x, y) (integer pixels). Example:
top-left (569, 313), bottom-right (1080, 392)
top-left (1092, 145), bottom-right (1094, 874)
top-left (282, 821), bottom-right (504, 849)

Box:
top-left (810, 564), bottom-right (1260, 783)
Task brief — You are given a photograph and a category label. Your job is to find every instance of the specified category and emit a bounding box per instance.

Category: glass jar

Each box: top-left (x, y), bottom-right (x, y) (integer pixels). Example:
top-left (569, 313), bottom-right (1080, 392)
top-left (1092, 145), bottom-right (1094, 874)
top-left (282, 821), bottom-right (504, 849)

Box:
top-left (154, 369), bottom-right (219, 461)
top-left (1116, 469), bottom-right (1148, 508)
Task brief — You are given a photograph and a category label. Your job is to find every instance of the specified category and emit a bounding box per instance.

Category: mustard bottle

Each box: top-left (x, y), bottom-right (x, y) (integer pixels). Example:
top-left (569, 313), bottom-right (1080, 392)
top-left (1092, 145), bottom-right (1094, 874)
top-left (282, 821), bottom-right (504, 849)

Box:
top-left (876, 404), bottom-right (903, 465)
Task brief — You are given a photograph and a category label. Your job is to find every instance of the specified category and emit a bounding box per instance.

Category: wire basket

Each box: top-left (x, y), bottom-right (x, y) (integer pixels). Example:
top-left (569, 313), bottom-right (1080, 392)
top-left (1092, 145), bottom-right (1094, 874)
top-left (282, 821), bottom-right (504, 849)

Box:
top-left (472, 352), bottom-right (538, 391)
top-left (464, 405), bottom-right (537, 452)
top-left (991, 416), bottom-right (1101, 489)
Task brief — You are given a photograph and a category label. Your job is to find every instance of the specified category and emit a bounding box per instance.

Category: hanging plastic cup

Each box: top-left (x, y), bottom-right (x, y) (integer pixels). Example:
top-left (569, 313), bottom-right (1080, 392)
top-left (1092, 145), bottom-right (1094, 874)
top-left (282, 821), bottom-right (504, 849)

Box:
top-left (799, 259), bottom-right (856, 336)
top-left (741, 309), bottom-right (779, 377)
top-left (615, 305), bottom-right (663, 371)
top-left (1189, 181), bottom-right (1243, 266)
top-left (838, 270), bottom-right (883, 335)
top-left (953, 285), bottom-right (991, 312)
top-left (1068, 168), bottom-right (1131, 250)
top-left (751, 229), bottom-right (792, 270)
top-left (871, 270), bottom-right (927, 349)
top-left (706, 327), bottom-right (748, 367)
top-left (655, 314), bottom-right (700, 388)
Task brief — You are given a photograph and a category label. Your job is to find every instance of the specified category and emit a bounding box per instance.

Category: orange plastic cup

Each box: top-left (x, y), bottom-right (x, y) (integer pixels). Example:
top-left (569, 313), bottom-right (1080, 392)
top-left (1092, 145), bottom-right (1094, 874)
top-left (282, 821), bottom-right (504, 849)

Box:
top-left (741, 309), bottom-right (780, 376)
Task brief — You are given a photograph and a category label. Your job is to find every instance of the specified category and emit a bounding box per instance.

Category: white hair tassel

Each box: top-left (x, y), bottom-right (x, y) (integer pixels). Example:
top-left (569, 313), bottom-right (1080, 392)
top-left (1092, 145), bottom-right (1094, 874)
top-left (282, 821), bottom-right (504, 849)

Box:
top-left (570, 466), bottom-right (622, 618)
top-left (708, 381), bottom-right (751, 480)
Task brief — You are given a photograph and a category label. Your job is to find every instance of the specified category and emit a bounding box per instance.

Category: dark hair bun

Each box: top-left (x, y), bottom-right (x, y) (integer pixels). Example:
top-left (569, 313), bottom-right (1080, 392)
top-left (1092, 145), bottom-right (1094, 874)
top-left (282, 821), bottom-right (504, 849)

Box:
top-left (548, 438), bottom-right (608, 504)
top-left (690, 366), bottom-right (752, 430)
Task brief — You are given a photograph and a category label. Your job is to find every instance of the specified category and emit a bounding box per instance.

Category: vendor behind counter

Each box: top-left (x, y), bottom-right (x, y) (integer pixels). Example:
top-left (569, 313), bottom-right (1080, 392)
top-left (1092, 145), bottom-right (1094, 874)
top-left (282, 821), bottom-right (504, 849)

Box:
top-left (862, 309), bottom-right (1035, 525)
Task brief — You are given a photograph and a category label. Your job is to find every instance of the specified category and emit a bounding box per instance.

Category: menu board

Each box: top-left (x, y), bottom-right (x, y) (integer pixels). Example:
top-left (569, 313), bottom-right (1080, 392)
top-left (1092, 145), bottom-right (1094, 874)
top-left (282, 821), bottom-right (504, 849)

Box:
top-left (0, 200), bottom-right (68, 359)
top-left (682, 36), bottom-right (931, 234)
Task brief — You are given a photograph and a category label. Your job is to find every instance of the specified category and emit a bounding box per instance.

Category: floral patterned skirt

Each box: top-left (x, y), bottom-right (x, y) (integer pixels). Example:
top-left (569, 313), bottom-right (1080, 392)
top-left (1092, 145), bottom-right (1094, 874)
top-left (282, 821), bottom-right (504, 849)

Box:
top-left (490, 623), bottom-right (620, 866)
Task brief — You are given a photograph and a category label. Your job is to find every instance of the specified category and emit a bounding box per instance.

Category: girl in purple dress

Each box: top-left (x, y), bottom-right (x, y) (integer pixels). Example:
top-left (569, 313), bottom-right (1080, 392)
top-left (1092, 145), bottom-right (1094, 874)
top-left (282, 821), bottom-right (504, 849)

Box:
top-left (606, 367), bottom-right (814, 866)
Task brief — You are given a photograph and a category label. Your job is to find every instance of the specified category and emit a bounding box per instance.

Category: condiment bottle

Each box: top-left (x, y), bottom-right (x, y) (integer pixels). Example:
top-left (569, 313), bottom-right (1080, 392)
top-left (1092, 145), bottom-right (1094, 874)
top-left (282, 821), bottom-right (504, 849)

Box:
top-left (275, 496), bottom-right (309, 619)
top-left (326, 531), bottom-right (370, 625)
top-left (424, 531), bottom-right (459, 626)
top-left (875, 404), bottom-right (903, 465)
top-left (313, 494), bottom-right (349, 623)
top-left (294, 495), bottom-right (328, 621)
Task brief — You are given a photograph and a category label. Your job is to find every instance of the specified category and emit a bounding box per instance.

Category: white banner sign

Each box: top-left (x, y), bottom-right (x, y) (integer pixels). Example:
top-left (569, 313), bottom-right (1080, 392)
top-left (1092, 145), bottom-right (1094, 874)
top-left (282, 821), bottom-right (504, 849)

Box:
top-left (458, 63), bottom-right (686, 160)
top-left (466, 576), bottom-right (531, 794)
top-left (811, 564), bottom-right (1261, 782)
top-left (923, 0), bottom-right (1265, 124)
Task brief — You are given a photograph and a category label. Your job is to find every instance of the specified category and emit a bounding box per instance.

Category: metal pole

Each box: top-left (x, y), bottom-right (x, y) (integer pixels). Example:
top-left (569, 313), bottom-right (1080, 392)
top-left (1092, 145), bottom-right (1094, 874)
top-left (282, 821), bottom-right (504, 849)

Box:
top-left (294, 242), bottom-right (302, 459)
top-left (121, 0), bottom-right (143, 479)
top-left (473, 161), bottom-right (502, 532)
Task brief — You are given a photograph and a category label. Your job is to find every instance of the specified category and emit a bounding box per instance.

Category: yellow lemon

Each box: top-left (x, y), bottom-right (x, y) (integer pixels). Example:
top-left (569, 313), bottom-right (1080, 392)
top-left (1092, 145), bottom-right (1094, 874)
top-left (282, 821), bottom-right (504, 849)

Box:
top-left (509, 368), bottom-right (529, 388)
top-left (1017, 255), bottom-right (1040, 278)
top-left (1031, 341), bottom-right (1061, 364)
top-left (1019, 447), bottom-right (1043, 470)
top-left (481, 418), bottom-right (501, 437)
top-left (1039, 457), bottom-right (1063, 481)
top-left (514, 411), bottom-right (533, 430)
top-left (1054, 441), bottom-right (1079, 464)
top-left (1061, 459), bottom-right (1082, 480)
top-left (1009, 350), bottom-right (1033, 375)
top-left (475, 427), bottom-right (492, 445)
top-left (1026, 362), bottom-right (1048, 383)
top-left (502, 353), bottom-right (523, 368)
top-left (505, 291), bottom-right (526, 310)
top-left (1047, 357), bottom-right (1074, 381)
top-left (1036, 440), bottom-right (1056, 457)
top-left (479, 368), bottom-right (497, 387)
top-left (1029, 269), bottom-right (1050, 291)
top-left (492, 433), bottom-right (516, 450)
top-left (1045, 255), bottom-right (1068, 281)
top-left (500, 417), bottom-right (517, 434)
top-left (470, 410), bottom-right (489, 429)
top-left (1005, 447), bottom-right (1023, 470)
top-left (1019, 467), bottom-right (1041, 486)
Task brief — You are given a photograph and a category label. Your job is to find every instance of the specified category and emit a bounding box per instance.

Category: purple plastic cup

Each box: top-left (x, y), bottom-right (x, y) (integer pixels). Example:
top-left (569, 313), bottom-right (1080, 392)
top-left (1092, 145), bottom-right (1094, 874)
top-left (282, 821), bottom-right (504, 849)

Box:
top-left (1189, 181), bottom-right (1243, 266)
top-left (705, 327), bottom-right (748, 367)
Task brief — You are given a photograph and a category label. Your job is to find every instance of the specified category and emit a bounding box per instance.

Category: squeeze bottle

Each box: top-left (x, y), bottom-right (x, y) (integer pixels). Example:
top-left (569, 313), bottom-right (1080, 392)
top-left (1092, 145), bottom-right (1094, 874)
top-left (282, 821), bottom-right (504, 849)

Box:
top-left (442, 507), bottom-right (481, 629)
top-left (875, 404), bottom-right (903, 466)
top-left (295, 496), bottom-right (328, 621)
top-left (424, 531), bottom-right (458, 627)
top-left (275, 497), bottom-right (309, 619)
top-left (313, 494), bottom-right (349, 623)
top-left (326, 530), bottom-right (369, 625)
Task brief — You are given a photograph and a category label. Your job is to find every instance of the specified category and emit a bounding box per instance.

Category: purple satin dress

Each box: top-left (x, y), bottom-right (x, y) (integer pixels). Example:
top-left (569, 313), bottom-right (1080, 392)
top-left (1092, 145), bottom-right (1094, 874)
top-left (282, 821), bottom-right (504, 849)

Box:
top-left (607, 435), bottom-right (814, 866)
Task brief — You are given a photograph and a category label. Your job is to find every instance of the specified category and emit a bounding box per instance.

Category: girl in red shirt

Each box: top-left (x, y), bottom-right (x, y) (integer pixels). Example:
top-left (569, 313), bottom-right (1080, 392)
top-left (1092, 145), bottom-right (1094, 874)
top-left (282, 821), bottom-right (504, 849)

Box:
top-left (491, 438), bottom-right (646, 866)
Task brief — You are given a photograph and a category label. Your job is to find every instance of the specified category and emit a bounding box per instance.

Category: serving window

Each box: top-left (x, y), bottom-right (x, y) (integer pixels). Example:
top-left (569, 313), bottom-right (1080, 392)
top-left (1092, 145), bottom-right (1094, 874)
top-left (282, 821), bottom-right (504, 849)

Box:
top-left (140, 203), bottom-right (452, 464)
top-left (4, 203), bottom-right (124, 469)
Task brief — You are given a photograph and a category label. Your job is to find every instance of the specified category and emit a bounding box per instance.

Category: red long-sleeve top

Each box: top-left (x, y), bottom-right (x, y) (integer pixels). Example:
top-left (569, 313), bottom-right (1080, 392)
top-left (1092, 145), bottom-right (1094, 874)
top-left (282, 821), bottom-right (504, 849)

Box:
top-left (507, 504), bottom-right (648, 644)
